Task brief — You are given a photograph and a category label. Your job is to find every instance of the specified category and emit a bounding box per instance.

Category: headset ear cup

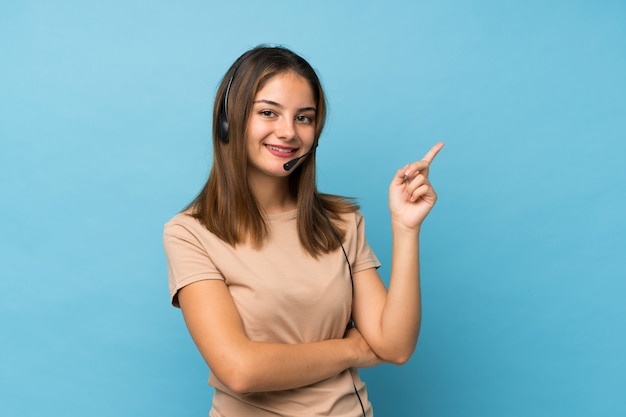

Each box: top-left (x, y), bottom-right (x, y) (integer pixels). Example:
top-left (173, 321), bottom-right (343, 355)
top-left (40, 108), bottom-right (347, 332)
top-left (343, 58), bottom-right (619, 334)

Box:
top-left (218, 113), bottom-right (229, 143)
top-left (219, 72), bottom-right (235, 143)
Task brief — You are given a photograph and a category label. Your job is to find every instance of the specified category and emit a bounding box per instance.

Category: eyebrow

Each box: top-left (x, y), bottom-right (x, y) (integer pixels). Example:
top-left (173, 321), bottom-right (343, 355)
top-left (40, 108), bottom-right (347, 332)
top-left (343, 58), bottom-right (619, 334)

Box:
top-left (253, 99), bottom-right (316, 113)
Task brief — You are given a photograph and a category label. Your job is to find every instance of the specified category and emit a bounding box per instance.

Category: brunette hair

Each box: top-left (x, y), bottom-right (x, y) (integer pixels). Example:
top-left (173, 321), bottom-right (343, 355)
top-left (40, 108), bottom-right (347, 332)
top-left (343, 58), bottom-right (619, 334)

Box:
top-left (187, 45), bottom-right (357, 256)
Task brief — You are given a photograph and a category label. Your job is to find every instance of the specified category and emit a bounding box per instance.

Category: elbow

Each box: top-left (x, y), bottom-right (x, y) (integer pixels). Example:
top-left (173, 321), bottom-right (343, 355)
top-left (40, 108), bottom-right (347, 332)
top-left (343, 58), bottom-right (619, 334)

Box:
top-left (224, 378), bottom-right (253, 396)
top-left (202, 340), bottom-right (271, 394)
top-left (380, 350), bottom-right (413, 365)
top-left (218, 367), bottom-right (255, 395)
top-left (386, 351), bottom-right (412, 366)
top-left (376, 342), bottom-right (417, 366)
top-left (210, 356), bottom-right (258, 395)
top-left (219, 354), bottom-right (269, 394)
top-left (214, 354), bottom-right (266, 395)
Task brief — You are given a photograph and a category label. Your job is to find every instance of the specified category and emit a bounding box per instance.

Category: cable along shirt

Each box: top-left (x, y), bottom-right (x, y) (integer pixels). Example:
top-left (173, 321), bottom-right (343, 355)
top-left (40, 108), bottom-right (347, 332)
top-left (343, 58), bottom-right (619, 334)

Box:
top-left (164, 209), bottom-right (381, 417)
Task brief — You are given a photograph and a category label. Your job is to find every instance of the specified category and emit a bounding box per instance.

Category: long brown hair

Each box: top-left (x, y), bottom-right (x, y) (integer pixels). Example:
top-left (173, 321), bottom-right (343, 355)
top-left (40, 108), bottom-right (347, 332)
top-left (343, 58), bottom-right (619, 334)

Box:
top-left (187, 45), bottom-right (357, 256)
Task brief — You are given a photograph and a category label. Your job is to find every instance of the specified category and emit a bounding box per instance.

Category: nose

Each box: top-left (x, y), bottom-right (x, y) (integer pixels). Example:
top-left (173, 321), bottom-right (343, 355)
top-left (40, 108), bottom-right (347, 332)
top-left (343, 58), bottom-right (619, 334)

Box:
top-left (275, 116), bottom-right (295, 140)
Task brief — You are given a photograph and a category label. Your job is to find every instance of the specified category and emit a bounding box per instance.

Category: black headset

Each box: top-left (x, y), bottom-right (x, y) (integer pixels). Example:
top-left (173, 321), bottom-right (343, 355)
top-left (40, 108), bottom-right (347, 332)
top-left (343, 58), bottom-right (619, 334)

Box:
top-left (216, 64), bottom-right (365, 417)
top-left (217, 72), bottom-right (235, 143)
top-left (317, 195), bottom-right (367, 417)
top-left (216, 69), bottom-right (317, 173)
top-left (217, 66), bottom-right (366, 416)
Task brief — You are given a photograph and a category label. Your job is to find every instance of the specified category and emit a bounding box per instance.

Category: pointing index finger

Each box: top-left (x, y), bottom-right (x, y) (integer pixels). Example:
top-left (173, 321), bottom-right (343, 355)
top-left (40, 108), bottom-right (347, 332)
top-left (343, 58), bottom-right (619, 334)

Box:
top-left (422, 142), bottom-right (445, 164)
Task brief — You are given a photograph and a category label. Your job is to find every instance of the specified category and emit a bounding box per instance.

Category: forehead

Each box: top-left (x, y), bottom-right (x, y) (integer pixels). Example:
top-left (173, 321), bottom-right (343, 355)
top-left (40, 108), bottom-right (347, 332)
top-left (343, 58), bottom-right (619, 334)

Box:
top-left (254, 72), bottom-right (315, 105)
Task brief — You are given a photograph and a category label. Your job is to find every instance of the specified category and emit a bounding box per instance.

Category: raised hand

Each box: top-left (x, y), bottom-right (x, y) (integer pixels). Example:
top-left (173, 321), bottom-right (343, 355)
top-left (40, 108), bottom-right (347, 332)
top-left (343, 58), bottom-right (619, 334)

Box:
top-left (388, 142), bottom-right (444, 231)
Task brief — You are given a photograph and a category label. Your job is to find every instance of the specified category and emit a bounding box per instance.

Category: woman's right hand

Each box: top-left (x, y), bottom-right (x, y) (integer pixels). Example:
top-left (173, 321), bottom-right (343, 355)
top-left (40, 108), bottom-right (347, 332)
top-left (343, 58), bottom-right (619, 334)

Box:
top-left (345, 326), bottom-right (384, 368)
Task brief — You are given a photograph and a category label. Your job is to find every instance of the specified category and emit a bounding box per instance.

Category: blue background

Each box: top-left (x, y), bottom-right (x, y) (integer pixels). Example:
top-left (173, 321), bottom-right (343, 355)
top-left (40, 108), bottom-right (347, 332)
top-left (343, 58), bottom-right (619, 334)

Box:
top-left (1, 1), bottom-right (625, 416)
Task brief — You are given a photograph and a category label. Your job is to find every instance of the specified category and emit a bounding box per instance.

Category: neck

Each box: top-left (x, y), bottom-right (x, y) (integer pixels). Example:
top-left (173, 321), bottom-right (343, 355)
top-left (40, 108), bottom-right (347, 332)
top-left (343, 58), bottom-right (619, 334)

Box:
top-left (248, 175), bottom-right (296, 215)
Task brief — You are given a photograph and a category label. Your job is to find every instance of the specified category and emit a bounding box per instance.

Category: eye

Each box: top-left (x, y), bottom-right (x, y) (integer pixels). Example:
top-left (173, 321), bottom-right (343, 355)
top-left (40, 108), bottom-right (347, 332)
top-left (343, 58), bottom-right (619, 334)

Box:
top-left (259, 110), bottom-right (276, 118)
top-left (296, 114), bottom-right (314, 124)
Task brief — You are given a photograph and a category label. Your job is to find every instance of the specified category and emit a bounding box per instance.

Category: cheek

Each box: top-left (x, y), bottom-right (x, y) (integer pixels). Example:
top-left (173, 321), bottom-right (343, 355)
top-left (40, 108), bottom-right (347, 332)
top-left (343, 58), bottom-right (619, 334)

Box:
top-left (246, 120), bottom-right (270, 143)
top-left (298, 125), bottom-right (316, 143)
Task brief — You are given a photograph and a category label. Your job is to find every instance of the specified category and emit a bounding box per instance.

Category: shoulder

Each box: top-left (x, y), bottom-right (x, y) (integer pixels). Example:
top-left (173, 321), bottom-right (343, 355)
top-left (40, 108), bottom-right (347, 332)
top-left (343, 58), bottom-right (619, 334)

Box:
top-left (165, 210), bottom-right (197, 234)
top-left (317, 193), bottom-right (360, 218)
top-left (337, 209), bottom-right (366, 227)
top-left (164, 210), bottom-right (198, 230)
top-left (163, 210), bottom-right (215, 246)
top-left (164, 210), bottom-right (241, 255)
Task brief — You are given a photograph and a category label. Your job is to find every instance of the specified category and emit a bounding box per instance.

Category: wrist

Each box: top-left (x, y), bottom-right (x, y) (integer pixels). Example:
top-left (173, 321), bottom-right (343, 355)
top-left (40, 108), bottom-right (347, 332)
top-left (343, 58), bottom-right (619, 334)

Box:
top-left (391, 221), bottom-right (421, 238)
top-left (340, 336), bottom-right (359, 368)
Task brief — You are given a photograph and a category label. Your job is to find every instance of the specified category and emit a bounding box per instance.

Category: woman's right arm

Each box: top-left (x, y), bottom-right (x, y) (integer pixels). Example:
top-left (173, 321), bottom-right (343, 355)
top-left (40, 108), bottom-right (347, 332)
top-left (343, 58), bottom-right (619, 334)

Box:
top-left (177, 279), bottom-right (380, 394)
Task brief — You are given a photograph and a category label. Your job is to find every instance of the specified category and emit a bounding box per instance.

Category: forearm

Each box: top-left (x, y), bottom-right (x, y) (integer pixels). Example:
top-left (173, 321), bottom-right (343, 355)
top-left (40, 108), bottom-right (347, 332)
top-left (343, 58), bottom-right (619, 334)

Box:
top-left (356, 142), bottom-right (442, 364)
top-left (378, 226), bottom-right (422, 363)
top-left (220, 337), bottom-right (356, 394)
top-left (179, 280), bottom-right (364, 395)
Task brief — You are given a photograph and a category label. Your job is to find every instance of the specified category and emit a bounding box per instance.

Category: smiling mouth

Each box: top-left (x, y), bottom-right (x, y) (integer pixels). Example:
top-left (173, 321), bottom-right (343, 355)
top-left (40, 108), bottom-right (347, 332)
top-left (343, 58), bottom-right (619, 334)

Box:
top-left (265, 144), bottom-right (297, 154)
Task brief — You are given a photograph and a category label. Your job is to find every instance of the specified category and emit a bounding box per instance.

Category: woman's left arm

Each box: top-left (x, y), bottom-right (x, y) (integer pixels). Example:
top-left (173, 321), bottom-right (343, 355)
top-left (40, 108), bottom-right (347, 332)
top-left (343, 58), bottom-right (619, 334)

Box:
top-left (351, 142), bottom-right (444, 365)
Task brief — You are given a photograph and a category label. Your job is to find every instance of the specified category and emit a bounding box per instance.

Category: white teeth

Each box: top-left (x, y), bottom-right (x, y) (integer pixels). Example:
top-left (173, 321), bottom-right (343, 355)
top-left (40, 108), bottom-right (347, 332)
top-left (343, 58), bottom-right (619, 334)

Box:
top-left (266, 145), bottom-right (293, 153)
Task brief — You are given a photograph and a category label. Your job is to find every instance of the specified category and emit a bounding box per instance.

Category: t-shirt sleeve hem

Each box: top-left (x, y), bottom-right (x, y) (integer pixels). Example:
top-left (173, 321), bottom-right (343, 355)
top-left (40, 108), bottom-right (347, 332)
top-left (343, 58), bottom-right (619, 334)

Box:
top-left (170, 272), bottom-right (225, 308)
top-left (351, 259), bottom-right (381, 274)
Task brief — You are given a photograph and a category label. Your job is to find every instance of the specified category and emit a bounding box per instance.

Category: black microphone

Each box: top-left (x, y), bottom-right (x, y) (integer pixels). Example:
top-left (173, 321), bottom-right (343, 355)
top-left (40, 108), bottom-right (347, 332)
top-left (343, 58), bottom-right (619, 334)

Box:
top-left (283, 145), bottom-right (317, 171)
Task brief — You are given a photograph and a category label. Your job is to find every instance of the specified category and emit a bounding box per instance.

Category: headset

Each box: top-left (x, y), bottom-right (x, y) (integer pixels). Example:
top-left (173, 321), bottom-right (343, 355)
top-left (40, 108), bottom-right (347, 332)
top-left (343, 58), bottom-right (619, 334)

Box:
top-left (317, 194), bottom-right (367, 417)
top-left (217, 70), bottom-right (316, 171)
top-left (219, 69), bottom-right (367, 417)
top-left (217, 72), bottom-right (235, 143)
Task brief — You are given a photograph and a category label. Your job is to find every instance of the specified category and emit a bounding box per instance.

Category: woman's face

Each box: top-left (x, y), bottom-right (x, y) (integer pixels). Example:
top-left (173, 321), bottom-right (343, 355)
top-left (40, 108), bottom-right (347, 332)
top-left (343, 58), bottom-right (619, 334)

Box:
top-left (245, 72), bottom-right (317, 180)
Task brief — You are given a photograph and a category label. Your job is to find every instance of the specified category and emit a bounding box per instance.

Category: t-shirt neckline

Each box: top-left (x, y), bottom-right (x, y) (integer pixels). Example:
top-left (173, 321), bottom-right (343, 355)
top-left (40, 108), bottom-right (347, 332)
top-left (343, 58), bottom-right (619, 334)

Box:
top-left (265, 209), bottom-right (297, 221)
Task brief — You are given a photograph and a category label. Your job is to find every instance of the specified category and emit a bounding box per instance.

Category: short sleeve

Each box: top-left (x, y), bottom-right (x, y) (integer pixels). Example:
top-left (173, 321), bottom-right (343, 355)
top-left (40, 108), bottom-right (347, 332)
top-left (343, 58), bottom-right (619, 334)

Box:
top-left (350, 212), bottom-right (381, 273)
top-left (163, 220), bottom-right (225, 308)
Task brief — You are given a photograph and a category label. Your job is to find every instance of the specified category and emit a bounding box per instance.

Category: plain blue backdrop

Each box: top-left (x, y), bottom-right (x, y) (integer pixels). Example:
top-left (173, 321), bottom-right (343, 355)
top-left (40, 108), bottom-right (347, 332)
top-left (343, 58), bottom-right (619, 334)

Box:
top-left (1, 1), bottom-right (625, 416)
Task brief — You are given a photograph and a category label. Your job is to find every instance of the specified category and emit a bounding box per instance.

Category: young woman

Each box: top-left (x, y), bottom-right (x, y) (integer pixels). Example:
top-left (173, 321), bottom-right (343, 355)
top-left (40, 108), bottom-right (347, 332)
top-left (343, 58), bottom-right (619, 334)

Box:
top-left (164, 45), bottom-right (443, 417)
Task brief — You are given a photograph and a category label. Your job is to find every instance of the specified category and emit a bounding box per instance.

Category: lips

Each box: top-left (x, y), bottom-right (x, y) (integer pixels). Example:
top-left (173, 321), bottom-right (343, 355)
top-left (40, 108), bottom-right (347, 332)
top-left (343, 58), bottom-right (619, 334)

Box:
top-left (265, 144), bottom-right (298, 158)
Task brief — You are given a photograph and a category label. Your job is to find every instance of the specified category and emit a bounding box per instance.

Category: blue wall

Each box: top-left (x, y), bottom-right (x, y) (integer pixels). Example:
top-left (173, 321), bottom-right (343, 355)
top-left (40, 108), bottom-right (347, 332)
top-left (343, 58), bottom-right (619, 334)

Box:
top-left (1, 1), bottom-right (624, 415)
